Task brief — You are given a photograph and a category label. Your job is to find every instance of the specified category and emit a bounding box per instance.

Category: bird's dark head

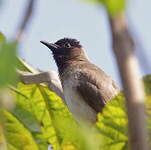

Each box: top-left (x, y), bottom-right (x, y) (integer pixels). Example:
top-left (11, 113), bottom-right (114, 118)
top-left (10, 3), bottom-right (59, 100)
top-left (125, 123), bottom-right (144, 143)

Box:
top-left (41, 38), bottom-right (86, 68)
top-left (40, 38), bottom-right (82, 53)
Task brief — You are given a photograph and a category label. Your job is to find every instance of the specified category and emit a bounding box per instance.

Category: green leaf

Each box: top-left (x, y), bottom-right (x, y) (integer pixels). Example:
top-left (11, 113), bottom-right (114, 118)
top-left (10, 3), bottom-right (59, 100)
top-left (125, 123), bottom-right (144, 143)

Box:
top-left (4, 82), bottom-right (101, 150)
top-left (0, 33), bottom-right (18, 87)
top-left (83, 0), bottom-right (126, 16)
top-left (96, 93), bottom-right (128, 150)
top-left (0, 109), bottom-right (39, 150)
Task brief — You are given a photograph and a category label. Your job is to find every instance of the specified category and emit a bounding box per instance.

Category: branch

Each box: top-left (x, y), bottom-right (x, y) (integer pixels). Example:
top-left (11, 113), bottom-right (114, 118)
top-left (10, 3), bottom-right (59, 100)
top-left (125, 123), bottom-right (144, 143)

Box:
top-left (109, 13), bottom-right (149, 150)
top-left (15, 0), bottom-right (35, 41)
top-left (17, 70), bottom-right (65, 103)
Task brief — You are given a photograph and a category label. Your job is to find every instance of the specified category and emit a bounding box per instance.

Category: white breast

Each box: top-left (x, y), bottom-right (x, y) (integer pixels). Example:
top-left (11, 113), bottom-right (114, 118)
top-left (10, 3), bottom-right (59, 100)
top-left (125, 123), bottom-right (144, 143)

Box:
top-left (62, 77), bottom-right (97, 123)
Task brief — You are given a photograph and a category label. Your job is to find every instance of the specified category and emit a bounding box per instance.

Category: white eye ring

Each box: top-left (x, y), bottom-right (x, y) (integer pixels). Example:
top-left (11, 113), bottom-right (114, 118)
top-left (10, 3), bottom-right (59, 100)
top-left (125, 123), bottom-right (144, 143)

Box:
top-left (64, 43), bottom-right (71, 48)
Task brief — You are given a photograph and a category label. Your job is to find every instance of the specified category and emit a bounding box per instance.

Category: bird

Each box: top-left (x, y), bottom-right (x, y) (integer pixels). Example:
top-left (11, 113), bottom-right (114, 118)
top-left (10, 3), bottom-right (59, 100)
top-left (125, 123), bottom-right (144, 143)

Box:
top-left (40, 38), bottom-right (120, 123)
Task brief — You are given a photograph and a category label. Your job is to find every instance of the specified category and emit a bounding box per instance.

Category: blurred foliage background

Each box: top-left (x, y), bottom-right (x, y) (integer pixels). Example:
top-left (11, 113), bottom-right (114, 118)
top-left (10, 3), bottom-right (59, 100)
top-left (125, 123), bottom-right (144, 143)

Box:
top-left (0, 0), bottom-right (151, 150)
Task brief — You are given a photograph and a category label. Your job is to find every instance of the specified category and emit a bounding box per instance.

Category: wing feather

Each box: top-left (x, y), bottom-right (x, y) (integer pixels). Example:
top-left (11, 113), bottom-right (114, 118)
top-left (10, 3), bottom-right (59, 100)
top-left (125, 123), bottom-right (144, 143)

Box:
top-left (76, 62), bottom-right (120, 113)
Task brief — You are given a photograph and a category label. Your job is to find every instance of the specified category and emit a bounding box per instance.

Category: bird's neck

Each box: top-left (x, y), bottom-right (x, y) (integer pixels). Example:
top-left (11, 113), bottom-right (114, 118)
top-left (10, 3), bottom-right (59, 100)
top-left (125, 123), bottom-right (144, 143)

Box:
top-left (55, 55), bottom-right (88, 76)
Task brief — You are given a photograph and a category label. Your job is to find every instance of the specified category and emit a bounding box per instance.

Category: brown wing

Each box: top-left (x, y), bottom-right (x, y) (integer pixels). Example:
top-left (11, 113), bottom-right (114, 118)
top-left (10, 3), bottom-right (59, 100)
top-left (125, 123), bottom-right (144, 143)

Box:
top-left (76, 62), bottom-right (120, 113)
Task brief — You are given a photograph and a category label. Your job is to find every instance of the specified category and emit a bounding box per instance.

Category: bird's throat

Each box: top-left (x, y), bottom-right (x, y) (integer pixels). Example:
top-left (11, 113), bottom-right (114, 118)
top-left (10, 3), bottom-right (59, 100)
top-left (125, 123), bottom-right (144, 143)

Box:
top-left (53, 54), bottom-right (87, 75)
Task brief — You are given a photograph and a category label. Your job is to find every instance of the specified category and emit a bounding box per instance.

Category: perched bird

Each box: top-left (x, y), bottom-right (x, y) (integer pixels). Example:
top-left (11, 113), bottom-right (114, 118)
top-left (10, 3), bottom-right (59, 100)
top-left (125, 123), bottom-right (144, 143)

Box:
top-left (41, 38), bottom-right (120, 123)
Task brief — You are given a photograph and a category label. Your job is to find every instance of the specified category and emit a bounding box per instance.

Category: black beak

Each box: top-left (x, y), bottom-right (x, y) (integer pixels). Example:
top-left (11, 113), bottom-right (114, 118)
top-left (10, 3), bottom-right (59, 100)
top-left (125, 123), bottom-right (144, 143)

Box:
top-left (40, 41), bottom-right (59, 51)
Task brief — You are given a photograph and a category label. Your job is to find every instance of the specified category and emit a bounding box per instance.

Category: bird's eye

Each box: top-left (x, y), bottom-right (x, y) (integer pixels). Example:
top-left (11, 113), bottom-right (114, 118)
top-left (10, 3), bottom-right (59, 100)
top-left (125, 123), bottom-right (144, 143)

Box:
top-left (64, 43), bottom-right (71, 48)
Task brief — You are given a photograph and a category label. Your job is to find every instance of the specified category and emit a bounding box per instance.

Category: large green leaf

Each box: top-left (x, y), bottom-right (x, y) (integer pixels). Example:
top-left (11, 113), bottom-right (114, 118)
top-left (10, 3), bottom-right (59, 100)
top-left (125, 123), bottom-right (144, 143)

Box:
top-left (2, 82), bottom-right (100, 150)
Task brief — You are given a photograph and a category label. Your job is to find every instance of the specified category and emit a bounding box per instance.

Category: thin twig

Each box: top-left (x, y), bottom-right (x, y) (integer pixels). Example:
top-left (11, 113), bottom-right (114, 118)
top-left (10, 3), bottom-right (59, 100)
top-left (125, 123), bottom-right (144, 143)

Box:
top-left (109, 13), bottom-right (149, 150)
top-left (15, 0), bottom-right (35, 41)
